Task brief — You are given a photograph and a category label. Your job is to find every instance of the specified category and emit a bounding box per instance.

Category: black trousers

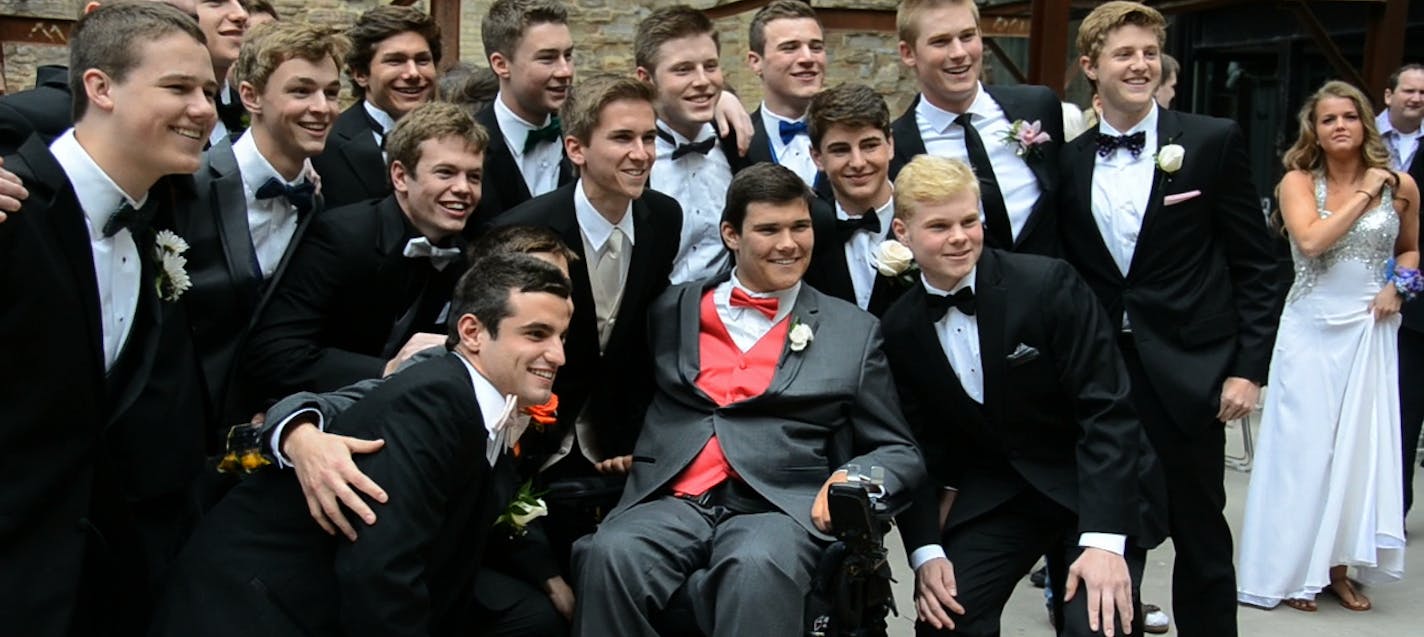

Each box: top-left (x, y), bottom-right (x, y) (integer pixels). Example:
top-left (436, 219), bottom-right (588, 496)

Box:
top-left (1398, 327), bottom-right (1424, 515)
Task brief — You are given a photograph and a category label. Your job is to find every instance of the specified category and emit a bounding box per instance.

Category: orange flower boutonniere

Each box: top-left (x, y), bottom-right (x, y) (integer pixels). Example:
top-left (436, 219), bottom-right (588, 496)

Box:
top-left (522, 393), bottom-right (559, 430)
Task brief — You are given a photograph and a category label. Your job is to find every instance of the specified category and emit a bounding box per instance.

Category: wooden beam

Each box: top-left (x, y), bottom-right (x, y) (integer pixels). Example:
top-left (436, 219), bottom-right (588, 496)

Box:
top-left (429, 0), bottom-right (460, 68)
top-left (1361, 0), bottom-right (1407, 110)
top-left (0, 15), bottom-right (73, 46)
top-left (1027, 0), bottom-right (1069, 96)
top-left (1288, 0), bottom-right (1369, 93)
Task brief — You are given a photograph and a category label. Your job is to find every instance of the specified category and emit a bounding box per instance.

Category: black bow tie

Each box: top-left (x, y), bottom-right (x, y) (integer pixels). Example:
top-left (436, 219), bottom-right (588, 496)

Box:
top-left (524, 117), bottom-right (563, 152)
top-left (778, 119), bottom-right (808, 144)
top-left (256, 177), bottom-right (316, 216)
top-left (671, 136), bottom-right (717, 160)
top-left (102, 199), bottom-right (155, 238)
top-left (1095, 131), bottom-right (1146, 159)
top-left (926, 287), bottom-right (976, 321)
top-left (836, 210), bottom-right (881, 242)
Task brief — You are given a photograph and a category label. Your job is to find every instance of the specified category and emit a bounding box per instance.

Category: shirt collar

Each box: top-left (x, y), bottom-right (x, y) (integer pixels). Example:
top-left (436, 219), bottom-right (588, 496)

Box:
top-left (494, 92), bottom-right (553, 157)
top-left (916, 83), bottom-right (992, 133)
top-left (719, 270), bottom-right (801, 324)
top-left (922, 267), bottom-right (976, 297)
top-left (1098, 101), bottom-right (1158, 138)
top-left (451, 351), bottom-right (516, 439)
top-left (1377, 111), bottom-right (1421, 139)
top-left (233, 132), bottom-right (310, 193)
top-left (759, 101), bottom-right (806, 125)
top-left (363, 100), bottom-right (397, 135)
top-left (574, 178), bottom-right (636, 251)
top-left (49, 128), bottom-right (146, 239)
top-left (835, 193), bottom-right (895, 239)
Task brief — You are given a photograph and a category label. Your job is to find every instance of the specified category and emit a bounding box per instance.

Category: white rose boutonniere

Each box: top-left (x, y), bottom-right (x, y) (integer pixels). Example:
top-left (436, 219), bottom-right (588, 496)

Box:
top-left (1156, 143), bottom-right (1185, 175)
top-left (873, 239), bottom-right (915, 277)
top-left (788, 317), bottom-right (814, 352)
top-left (496, 480), bottom-right (549, 536)
top-left (153, 229), bottom-right (192, 302)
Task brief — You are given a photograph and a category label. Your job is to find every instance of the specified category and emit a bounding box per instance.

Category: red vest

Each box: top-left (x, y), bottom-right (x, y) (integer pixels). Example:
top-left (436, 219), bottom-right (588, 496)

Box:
top-left (670, 290), bottom-right (789, 496)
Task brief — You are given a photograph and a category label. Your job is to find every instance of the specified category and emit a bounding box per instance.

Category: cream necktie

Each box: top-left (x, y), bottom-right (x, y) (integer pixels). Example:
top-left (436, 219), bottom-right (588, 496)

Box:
top-left (592, 227), bottom-right (627, 351)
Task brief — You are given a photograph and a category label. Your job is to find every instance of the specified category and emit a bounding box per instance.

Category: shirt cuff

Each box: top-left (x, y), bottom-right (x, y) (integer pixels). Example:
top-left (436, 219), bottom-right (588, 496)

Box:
top-left (909, 544), bottom-right (947, 571)
top-left (1078, 532), bottom-right (1127, 555)
top-left (269, 408), bottom-right (325, 468)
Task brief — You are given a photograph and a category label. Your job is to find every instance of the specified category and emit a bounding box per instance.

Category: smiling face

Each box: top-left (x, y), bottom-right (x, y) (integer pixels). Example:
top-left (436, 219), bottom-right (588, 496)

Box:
top-left (492, 21), bottom-right (574, 125)
top-left (1314, 96), bottom-right (1365, 158)
top-left (94, 33), bottom-right (218, 183)
top-left (392, 135), bottom-right (484, 241)
top-left (812, 122), bottom-right (894, 213)
top-left (566, 98), bottom-right (657, 216)
top-left (242, 55), bottom-right (342, 176)
top-left (640, 33), bottom-right (723, 140)
top-left (1081, 24), bottom-right (1161, 127)
top-left (893, 190), bottom-right (982, 291)
top-left (196, 0), bottom-right (247, 74)
top-left (723, 198), bottom-right (814, 293)
top-left (354, 30), bottom-right (437, 119)
top-left (899, 3), bottom-right (981, 114)
top-left (748, 17), bottom-right (825, 116)
top-left (468, 289), bottom-right (570, 408)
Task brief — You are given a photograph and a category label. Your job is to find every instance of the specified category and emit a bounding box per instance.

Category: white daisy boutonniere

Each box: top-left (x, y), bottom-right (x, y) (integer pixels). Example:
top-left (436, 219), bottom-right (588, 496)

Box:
top-left (153, 229), bottom-right (192, 302)
top-left (789, 317), bottom-right (814, 352)
top-left (1155, 143), bottom-right (1185, 176)
top-left (1000, 119), bottom-right (1052, 159)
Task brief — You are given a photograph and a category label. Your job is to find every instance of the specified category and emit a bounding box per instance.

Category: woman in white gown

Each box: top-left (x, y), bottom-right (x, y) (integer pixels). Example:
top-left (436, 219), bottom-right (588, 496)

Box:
top-left (1238, 80), bottom-right (1420, 612)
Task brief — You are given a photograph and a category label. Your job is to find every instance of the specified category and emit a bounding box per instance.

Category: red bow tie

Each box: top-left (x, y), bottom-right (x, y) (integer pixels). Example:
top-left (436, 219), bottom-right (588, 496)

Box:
top-left (730, 287), bottom-right (778, 319)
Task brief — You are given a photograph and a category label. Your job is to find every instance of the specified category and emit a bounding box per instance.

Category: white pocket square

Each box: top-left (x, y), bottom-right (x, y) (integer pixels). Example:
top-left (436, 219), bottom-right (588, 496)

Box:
top-left (1163, 190), bottom-right (1202, 206)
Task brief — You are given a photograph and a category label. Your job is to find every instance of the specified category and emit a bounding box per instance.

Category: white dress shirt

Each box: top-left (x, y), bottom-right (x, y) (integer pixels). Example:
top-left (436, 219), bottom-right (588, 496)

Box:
top-left (575, 178), bottom-right (637, 297)
top-left (1378, 111), bottom-right (1421, 173)
top-left (362, 100), bottom-right (396, 165)
top-left (1090, 104), bottom-right (1159, 279)
top-left (836, 194), bottom-right (895, 311)
top-left (495, 93), bottom-right (564, 198)
top-left (50, 128), bottom-right (143, 371)
top-left (759, 102), bottom-right (818, 187)
top-left (233, 132), bottom-right (305, 278)
top-left (916, 86), bottom-right (1042, 242)
top-left (714, 272), bottom-right (800, 352)
top-left (209, 83), bottom-right (235, 147)
top-left (452, 352), bottom-right (522, 467)
top-left (653, 121), bottom-right (733, 285)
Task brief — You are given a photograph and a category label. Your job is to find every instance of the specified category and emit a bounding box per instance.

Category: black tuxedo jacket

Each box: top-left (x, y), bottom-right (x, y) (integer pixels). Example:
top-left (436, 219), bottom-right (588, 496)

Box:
top-left (177, 138), bottom-right (321, 425)
top-left (803, 196), bottom-right (907, 317)
top-left (0, 65), bottom-right (72, 155)
top-left (243, 195), bottom-right (465, 407)
top-left (883, 250), bottom-right (1167, 550)
top-left (310, 103), bottom-right (389, 209)
top-left (1059, 108), bottom-right (1282, 432)
top-left (890, 86), bottom-right (1064, 256)
top-left (470, 102), bottom-right (574, 231)
top-left (1400, 148), bottom-right (1424, 333)
top-left (152, 353), bottom-right (516, 637)
top-left (493, 183), bottom-right (682, 458)
top-left (0, 136), bottom-right (206, 635)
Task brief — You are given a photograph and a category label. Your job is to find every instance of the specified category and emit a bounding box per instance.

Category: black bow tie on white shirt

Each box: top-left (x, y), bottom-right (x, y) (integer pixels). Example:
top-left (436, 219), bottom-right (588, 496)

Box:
top-left (1095, 131), bottom-right (1146, 159)
top-left (256, 177), bottom-right (316, 216)
top-left (836, 210), bottom-right (881, 242)
top-left (926, 287), bottom-right (976, 321)
top-left (102, 199), bottom-right (155, 238)
top-left (657, 128), bottom-right (718, 160)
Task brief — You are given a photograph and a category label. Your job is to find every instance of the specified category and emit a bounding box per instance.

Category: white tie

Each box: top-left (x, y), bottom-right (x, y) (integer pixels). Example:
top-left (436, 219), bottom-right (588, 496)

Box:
top-left (403, 236), bottom-right (461, 271)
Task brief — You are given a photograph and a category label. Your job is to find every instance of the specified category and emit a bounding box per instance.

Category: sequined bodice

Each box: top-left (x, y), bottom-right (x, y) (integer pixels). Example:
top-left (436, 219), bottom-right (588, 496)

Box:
top-left (1286, 172), bottom-right (1398, 304)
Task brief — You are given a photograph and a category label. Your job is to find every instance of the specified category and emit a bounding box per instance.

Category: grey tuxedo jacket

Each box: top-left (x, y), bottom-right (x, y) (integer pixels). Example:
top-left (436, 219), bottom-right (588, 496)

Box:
top-left (613, 277), bottom-right (926, 539)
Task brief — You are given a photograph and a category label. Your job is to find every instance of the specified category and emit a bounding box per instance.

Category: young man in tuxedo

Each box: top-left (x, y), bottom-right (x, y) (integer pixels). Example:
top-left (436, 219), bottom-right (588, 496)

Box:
top-left (150, 253), bottom-right (574, 637)
top-left (311, 5), bottom-right (438, 208)
top-left (181, 21), bottom-right (348, 427)
top-left (636, 5), bottom-right (751, 284)
top-left (199, 0), bottom-right (250, 145)
top-left (892, 0), bottom-right (1063, 257)
top-left (1381, 64), bottom-right (1424, 516)
top-left (883, 155), bottom-right (1167, 636)
top-left (572, 163), bottom-right (926, 636)
top-left (1057, 4), bottom-right (1281, 635)
top-left (0, 4), bottom-right (217, 634)
top-left (803, 82), bottom-right (906, 316)
top-left (243, 101), bottom-right (484, 407)
top-left (744, 0), bottom-right (827, 190)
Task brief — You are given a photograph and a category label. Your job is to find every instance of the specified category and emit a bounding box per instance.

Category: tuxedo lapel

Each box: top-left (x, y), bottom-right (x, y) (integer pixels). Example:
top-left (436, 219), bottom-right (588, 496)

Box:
top-left (603, 197), bottom-right (658, 353)
top-left (985, 86), bottom-right (1053, 193)
top-left (477, 104), bottom-right (535, 207)
top-left (108, 228), bottom-right (166, 425)
top-left (891, 97), bottom-right (928, 177)
top-left (761, 285), bottom-right (819, 398)
top-left (974, 250), bottom-right (1008, 424)
top-left (1127, 110), bottom-right (1185, 276)
top-left (675, 279), bottom-right (710, 389)
top-left (546, 189), bottom-right (600, 359)
top-left (747, 107), bottom-right (774, 166)
top-left (206, 141), bottom-right (262, 295)
top-left (1071, 135), bottom-right (1122, 279)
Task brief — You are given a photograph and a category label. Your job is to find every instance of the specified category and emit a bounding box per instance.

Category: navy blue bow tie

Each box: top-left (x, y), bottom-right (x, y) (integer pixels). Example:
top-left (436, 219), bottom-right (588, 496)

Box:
top-left (256, 177), bottom-right (316, 215)
top-left (778, 120), bottom-right (808, 144)
top-left (1095, 131), bottom-right (1146, 159)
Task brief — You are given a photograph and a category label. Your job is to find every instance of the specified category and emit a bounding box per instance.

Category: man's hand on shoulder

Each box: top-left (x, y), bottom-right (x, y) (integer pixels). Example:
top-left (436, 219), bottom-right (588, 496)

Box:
top-left (282, 421), bottom-right (388, 541)
top-left (1064, 547), bottom-right (1133, 637)
top-left (914, 557), bottom-right (965, 630)
top-left (0, 156), bottom-right (30, 220)
top-left (714, 91), bottom-right (753, 157)
top-left (384, 332), bottom-right (445, 376)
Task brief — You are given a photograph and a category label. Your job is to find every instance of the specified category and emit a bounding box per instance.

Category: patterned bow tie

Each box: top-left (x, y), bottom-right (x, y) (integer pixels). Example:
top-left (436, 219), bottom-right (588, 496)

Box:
top-left (255, 177), bottom-right (316, 216)
top-left (403, 236), bottom-right (462, 271)
top-left (836, 210), bottom-right (881, 242)
top-left (524, 117), bottom-right (563, 152)
top-left (730, 287), bottom-right (779, 319)
top-left (1095, 131), bottom-right (1146, 159)
top-left (778, 119), bottom-right (808, 144)
top-left (102, 199), bottom-right (155, 238)
top-left (926, 287), bottom-right (976, 321)
top-left (671, 136), bottom-right (718, 160)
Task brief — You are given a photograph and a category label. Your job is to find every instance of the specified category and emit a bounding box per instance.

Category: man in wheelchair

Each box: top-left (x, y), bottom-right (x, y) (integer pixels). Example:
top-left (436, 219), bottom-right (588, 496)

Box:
top-left (570, 164), bottom-right (927, 636)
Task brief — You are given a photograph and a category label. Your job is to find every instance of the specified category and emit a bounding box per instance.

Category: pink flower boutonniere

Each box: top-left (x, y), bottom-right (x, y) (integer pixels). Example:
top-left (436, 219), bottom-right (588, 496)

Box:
top-left (1001, 119), bottom-right (1052, 159)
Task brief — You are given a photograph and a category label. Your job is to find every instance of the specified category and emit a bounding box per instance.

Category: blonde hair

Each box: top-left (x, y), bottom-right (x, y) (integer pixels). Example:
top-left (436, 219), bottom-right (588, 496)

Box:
top-left (233, 21), bottom-right (350, 93)
top-left (896, 0), bottom-right (979, 46)
top-left (893, 155), bottom-right (980, 221)
top-left (1076, 1), bottom-right (1166, 82)
top-left (1282, 80), bottom-right (1392, 173)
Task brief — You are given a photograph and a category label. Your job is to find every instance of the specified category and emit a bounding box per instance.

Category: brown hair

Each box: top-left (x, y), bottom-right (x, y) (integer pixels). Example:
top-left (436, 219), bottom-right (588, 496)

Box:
top-left (69, 1), bottom-right (207, 121)
top-left (481, 0), bottom-right (569, 62)
top-left (722, 162), bottom-right (812, 233)
top-left (437, 63), bottom-right (500, 114)
top-left (345, 6), bottom-right (441, 98)
top-left (1389, 64), bottom-right (1424, 92)
top-left (896, 0), bottom-right (979, 46)
top-left (245, 0), bottom-right (278, 20)
top-left (1160, 53), bottom-right (1180, 83)
top-left (386, 101), bottom-right (490, 173)
top-left (807, 83), bottom-right (890, 150)
top-left (233, 21), bottom-right (349, 94)
top-left (1077, 1), bottom-right (1166, 86)
top-left (468, 224), bottom-right (579, 265)
top-left (748, 0), bottom-right (818, 55)
top-left (559, 73), bottom-right (655, 145)
top-left (635, 5), bottom-right (718, 72)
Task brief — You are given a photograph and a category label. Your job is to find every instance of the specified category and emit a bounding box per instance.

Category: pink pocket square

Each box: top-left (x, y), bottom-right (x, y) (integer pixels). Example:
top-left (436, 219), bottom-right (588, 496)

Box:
top-left (1163, 190), bottom-right (1202, 206)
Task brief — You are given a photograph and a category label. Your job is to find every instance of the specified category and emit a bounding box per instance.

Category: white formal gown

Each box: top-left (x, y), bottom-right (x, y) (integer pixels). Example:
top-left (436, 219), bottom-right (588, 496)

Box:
top-left (1237, 173), bottom-right (1406, 607)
